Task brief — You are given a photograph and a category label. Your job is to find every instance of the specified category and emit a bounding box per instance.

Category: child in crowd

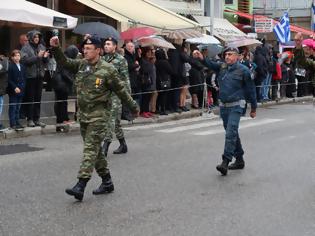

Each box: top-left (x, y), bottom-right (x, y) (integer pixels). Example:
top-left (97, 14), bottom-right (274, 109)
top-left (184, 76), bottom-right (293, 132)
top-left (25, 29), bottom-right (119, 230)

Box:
top-left (7, 50), bottom-right (25, 130)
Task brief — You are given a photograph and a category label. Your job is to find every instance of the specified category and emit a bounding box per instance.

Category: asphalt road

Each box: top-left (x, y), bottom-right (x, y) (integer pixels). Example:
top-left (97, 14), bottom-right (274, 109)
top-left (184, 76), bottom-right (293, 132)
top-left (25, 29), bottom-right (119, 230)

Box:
top-left (0, 102), bottom-right (314, 236)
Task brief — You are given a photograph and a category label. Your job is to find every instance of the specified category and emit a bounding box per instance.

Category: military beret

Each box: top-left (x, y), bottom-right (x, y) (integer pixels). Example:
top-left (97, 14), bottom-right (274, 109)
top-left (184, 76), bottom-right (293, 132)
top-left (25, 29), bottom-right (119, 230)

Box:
top-left (82, 36), bottom-right (102, 48)
top-left (223, 47), bottom-right (239, 54)
top-left (104, 37), bottom-right (118, 45)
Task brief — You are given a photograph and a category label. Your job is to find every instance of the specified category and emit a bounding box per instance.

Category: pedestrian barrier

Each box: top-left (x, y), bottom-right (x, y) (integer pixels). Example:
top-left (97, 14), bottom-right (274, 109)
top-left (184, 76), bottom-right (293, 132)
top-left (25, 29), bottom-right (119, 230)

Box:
top-left (1, 81), bottom-right (312, 107)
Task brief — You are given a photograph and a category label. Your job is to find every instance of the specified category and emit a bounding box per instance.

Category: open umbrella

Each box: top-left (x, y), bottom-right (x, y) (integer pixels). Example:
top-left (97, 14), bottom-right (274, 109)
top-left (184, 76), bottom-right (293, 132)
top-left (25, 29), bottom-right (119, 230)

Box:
top-left (137, 36), bottom-right (175, 49)
top-left (73, 22), bottom-right (120, 40)
top-left (0, 0), bottom-right (77, 28)
top-left (162, 29), bottom-right (203, 40)
top-left (186, 34), bottom-right (220, 45)
top-left (121, 27), bottom-right (156, 40)
top-left (197, 44), bottom-right (223, 58)
top-left (226, 38), bottom-right (262, 48)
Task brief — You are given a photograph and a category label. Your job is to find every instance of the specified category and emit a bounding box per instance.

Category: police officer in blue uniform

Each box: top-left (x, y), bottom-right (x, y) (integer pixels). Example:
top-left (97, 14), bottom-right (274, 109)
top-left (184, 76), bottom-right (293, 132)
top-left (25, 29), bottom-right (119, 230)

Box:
top-left (200, 47), bottom-right (257, 175)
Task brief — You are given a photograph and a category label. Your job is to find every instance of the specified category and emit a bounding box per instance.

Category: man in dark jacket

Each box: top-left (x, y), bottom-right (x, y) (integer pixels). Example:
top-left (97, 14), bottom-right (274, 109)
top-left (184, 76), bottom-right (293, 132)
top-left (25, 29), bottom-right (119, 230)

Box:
top-left (21, 30), bottom-right (49, 127)
top-left (253, 46), bottom-right (268, 102)
top-left (201, 47), bottom-right (257, 176)
top-left (124, 41), bottom-right (141, 105)
top-left (0, 55), bottom-right (9, 131)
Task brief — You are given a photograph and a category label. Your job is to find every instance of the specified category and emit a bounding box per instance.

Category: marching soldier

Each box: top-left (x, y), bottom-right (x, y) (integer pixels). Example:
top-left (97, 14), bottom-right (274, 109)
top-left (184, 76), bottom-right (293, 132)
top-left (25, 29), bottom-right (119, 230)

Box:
top-left (50, 36), bottom-right (139, 201)
top-left (102, 38), bottom-right (130, 157)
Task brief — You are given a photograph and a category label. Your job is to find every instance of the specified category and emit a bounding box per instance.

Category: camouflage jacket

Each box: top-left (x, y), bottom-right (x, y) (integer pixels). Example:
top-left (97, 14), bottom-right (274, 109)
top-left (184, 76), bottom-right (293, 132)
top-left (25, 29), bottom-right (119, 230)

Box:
top-left (52, 47), bottom-right (138, 123)
top-left (103, 52), bottom-right (131, 96)
top-left (294, 48), bottom-right (315, 86)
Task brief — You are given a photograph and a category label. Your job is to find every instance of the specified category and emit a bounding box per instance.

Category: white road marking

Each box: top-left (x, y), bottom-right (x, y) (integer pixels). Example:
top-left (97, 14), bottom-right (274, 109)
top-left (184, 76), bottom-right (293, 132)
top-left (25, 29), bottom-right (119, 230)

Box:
top-left (193, 118), bottom-right (284, 136)
top-left (123, 115), bottom-right (219, 131)
top-left (156, 117), bottom-right (252, 133)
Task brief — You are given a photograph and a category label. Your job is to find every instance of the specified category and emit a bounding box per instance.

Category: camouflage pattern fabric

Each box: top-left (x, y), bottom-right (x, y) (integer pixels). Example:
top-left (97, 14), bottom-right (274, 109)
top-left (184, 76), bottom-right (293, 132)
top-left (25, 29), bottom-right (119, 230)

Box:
top-left (78, 120), bottom-right (109, 179)
top-left (52, 47), bottom-right (138, 179)
top-left (103, 53), bottom-right (130, 142)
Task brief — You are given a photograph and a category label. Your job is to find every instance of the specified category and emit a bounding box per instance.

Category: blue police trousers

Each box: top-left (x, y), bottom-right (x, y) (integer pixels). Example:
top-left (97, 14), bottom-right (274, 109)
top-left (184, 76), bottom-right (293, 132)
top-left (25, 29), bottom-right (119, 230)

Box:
top-left (220, 105), bottom-right (245, 161)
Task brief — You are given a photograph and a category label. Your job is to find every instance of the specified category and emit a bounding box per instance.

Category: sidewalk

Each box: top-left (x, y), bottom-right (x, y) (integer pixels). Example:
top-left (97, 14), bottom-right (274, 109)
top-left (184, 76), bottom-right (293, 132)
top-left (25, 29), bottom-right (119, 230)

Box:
top-left (0, 96), bottom-right (312, 140)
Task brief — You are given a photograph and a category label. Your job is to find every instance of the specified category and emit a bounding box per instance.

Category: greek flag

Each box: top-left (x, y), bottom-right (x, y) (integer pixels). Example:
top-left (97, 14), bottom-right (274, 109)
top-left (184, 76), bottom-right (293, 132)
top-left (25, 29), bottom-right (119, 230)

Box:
top-left (312, 3), bottom-right (315, 30)
top-left (273, 12), bottom-right (291, 43)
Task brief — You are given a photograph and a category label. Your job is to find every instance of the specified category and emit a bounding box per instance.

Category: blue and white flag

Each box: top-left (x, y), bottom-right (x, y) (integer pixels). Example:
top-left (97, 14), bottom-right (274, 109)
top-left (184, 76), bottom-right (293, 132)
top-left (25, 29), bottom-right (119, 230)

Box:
top-left (273, 12), bottom-right (291, 43)
top-left (312, 2), bottom-right (315, 30)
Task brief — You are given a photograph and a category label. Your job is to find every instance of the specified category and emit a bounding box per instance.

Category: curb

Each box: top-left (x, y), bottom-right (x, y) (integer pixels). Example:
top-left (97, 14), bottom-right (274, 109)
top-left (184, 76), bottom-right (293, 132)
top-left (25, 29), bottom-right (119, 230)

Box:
top-left (0, 96), bottom-right (312, 140)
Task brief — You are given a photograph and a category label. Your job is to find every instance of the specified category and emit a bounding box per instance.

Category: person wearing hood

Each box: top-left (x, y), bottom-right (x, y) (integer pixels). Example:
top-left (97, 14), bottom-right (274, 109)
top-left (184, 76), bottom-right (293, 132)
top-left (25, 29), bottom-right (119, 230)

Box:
top-left (52, 45), bottom-right (79, 130)
top-left (21, 30), bottom-right (49, 127)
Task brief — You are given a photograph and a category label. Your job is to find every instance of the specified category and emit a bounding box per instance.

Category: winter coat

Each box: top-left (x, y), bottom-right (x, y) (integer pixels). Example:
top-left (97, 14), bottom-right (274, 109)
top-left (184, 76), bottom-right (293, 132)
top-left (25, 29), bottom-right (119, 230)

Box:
top-left (189, 58), bottom-right (205, 93)
top-left (7, 62), bottom-right (26, 97)
top-left (124, 49), bottom-right (141, 93)
top-left (203, 60), bottom-right (257, 109)
top-left (139, 58), bottom-right (156, 92)
top-left (21, 30), bottom-right (47, 79)
top-left (0, 57), bottom-right (9, 95)
top-left (167, 45), bottom-right (191, 87)
top-left (155, 49), bottom-right (174, 90)
top-left (52, 45), bottom-right (78, 94)
top-left (253, 46), bottom-right (268, 83)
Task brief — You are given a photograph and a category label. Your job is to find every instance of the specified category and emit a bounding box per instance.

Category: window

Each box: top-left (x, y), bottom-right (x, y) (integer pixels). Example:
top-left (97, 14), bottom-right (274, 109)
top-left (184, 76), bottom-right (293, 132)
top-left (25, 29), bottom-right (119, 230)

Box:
top-left (225, 0), bottom-right (233, 4)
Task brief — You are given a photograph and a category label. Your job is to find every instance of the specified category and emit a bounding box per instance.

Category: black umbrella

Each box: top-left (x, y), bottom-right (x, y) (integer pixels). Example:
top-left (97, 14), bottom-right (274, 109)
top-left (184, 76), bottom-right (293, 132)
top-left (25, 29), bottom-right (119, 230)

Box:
top-left (73, 22), bottom-right (120, 40)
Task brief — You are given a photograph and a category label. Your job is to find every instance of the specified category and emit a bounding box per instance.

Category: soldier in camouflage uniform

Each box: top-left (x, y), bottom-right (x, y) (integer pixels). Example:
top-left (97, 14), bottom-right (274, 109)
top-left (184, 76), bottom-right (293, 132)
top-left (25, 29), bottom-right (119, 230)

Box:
top-left (102, 38), bottom-right (131, 157)
top-left (50, 36), bottom-right (139, 201)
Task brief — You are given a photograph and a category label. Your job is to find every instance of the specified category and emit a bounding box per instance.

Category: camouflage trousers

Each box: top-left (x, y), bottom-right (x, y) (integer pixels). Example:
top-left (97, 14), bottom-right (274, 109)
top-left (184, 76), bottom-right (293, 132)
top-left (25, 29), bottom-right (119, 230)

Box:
top-left (104, 98), bottom-right (124, 142)
top-left (77, 120), bottom-right (110, 179)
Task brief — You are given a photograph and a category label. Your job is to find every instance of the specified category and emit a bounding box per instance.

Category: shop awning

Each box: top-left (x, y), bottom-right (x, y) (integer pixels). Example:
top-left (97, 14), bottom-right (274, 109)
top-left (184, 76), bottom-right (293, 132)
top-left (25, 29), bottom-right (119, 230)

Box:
top-left (225, 9), bottom-right (314, 36)
top-left (193, 16), bottom-right (247, 42)
top-left (76, 0), bottom-right (201, 30)
top-left (0, 0), bottom-right (78, 29)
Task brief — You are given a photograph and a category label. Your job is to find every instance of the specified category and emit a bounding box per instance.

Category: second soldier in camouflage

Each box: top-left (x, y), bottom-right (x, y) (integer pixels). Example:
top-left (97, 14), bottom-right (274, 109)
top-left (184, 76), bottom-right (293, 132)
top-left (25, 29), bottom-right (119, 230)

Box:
top-left (102, 38), bottom-right (131, 157)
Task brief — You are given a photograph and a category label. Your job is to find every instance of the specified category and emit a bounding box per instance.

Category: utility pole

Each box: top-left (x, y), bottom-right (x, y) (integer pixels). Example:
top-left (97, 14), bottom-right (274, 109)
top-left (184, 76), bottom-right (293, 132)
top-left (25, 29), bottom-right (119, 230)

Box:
top-left (210, 0), bottom-right (214, 35)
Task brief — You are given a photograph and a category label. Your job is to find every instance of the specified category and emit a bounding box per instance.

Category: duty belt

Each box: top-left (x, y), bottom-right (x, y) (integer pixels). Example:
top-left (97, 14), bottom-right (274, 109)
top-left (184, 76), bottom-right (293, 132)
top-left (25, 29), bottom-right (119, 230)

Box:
top-left (219, 100), bottom-right (245, 108)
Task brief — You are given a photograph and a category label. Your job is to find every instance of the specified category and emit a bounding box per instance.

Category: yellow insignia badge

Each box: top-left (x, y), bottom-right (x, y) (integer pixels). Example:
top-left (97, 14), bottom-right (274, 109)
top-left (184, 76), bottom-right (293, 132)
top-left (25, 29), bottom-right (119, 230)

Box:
top-left (95, 78), bottom-right (100, 88)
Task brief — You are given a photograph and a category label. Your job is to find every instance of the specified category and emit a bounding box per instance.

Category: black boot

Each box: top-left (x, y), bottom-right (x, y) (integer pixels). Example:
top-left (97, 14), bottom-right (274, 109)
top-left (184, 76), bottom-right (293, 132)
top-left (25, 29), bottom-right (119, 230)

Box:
top-left (92, 173), bottom-right (114, 195)
top-left (113, 138), bottom-right (128, 154)
top-left (65, 178), bottom-right (88, 201)
top-left (216, 156), bottom-right (230, 176)
top-left (102, 140), bottom-right (111, 157)
top-left (228, 156), bottom-right (245, 170)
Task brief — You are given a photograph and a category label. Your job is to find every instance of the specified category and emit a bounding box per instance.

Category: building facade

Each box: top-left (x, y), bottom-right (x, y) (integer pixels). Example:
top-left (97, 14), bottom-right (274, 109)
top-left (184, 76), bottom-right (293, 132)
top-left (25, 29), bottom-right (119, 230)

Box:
top-left (253, 0), bottom-right (313, 29)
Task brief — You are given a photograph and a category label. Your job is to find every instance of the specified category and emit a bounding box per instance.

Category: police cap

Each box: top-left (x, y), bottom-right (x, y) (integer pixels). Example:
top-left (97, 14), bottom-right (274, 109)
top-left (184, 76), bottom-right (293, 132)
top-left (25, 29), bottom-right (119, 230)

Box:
top-left (104, 37), bottom-right (118, 45)
top-left (82, 36), bottom-right (102, 48)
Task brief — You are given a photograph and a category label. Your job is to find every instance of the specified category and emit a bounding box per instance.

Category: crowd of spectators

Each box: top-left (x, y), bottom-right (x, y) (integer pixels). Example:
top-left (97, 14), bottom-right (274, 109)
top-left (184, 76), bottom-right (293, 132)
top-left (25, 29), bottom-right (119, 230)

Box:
top-left (0, 29), bottom-right (314, 132)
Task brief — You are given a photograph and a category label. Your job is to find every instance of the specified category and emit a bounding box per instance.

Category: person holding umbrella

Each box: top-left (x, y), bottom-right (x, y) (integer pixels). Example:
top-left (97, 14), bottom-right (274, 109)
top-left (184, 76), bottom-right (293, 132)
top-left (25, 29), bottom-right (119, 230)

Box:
top-left (102, 37), bottom-right (131, 157)
top-left (49, 35), bottom-right (139, 201)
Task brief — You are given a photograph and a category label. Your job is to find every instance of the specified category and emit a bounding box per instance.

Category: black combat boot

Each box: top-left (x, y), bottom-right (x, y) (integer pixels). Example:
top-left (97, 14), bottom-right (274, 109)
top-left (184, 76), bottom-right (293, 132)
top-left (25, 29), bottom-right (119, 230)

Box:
top-left (216, 156), bottom-right (230, 176)
top-left (228, 156), bottom-right (245, 170)
top-left (92, 173), bottom-right (114, 195)
top-left (102, 140), bottom-right (111, 157)
top-left (65, 178), bottom-right (88, 201)
top-left (113, 138), bottom-right (128, 154)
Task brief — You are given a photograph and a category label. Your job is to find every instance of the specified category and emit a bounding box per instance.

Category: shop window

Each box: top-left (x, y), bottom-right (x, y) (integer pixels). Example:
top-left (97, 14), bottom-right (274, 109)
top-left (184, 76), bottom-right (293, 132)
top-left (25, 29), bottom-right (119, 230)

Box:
top-left (225, 0), bottom-right (233, 4)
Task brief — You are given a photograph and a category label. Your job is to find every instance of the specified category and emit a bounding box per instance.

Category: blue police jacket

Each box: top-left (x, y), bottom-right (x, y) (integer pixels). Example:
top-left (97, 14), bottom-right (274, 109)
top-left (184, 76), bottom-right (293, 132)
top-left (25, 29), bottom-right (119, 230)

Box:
top-left (204, 59), bottom-right (257, 109)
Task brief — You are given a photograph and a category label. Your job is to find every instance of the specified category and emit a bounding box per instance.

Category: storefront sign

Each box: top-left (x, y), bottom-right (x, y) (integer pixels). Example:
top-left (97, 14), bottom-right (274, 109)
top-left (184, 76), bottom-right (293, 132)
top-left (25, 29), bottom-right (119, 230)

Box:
top-left (254, 16), bottom-right (274, 33)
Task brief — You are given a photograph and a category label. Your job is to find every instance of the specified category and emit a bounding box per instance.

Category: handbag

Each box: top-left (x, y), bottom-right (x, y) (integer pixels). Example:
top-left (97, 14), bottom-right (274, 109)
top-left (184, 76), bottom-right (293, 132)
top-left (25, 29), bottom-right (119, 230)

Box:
top-left (160, 79), bottom-right (171, 89)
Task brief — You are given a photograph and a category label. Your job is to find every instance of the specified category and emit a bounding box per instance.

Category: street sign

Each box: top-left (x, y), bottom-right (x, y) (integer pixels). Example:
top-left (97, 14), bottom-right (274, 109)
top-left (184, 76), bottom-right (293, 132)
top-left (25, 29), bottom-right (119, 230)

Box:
top-left (254, 16), bottom-right (274, 33)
